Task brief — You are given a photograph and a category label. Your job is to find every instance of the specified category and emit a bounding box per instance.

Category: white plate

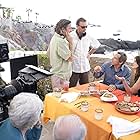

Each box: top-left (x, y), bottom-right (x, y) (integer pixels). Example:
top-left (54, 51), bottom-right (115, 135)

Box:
top-left (100, 91), bottom-right (118, 102)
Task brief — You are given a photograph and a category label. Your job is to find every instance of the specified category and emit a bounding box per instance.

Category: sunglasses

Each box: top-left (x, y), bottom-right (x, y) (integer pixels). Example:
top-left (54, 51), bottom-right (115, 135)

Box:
top-left (79, 25), bottom-right (88, 29)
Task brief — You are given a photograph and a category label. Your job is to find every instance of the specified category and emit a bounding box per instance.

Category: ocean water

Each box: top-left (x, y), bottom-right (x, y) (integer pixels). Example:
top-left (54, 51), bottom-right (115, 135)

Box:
top-left (86, 26), bottom-right (140, 62)
top-left (87, 26), bottom-right (140, 42)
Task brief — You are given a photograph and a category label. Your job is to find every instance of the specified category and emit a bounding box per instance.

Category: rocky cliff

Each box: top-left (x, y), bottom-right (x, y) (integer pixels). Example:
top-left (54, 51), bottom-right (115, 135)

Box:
top-left (0, 19), bottom-right (54, 51)
top-left (0, 19), bottom-right (140, 53)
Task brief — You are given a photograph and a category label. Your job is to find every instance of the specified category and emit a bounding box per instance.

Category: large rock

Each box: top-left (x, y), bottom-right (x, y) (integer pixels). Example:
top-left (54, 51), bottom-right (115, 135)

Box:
top-left (95, 45), bottom-right (106, 54)
top-left (0, 35), bottom-right (23, 50)
top-left (0, 19), bottom-right (54, 51)
top-left (98, 38), bottom-right (140, 51)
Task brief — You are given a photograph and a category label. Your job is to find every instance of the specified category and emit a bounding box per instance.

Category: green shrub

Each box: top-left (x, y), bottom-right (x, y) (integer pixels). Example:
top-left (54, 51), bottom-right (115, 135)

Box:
top-left (37, 53), bottom-right (52, 100)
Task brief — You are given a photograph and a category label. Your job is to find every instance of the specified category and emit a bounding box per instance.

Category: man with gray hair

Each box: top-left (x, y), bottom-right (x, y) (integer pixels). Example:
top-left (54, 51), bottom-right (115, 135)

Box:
top-left (93, 51), bottom-right (131, 91)
top-left (53, 114), bottom-right (87, 140)
top-left (0, 92), bottom-right (43, 140)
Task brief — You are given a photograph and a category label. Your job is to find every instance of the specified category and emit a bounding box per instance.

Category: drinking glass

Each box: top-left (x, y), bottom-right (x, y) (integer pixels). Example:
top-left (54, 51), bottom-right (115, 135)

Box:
top-left (81, 102), bottom-right (89, 112)
top-left (94, 108), bottom-right (103, 120)
top-left (88, 83), bottom-right (96, 94)
top-left (124, 94), bottom-right (131, 102)
top-left (53, 87), bottom-right (62, 98)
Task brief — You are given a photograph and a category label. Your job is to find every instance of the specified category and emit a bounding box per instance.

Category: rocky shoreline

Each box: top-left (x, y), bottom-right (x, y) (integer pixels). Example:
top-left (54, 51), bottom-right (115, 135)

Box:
top-left (96, 39), bottom-right (140, 54)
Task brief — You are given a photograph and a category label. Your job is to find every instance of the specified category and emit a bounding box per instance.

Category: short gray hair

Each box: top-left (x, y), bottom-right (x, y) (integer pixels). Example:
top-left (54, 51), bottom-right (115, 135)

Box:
top-left (53, 114), bottom-right (87, 140)
top-left (8, 92), bottom-right (43, 130)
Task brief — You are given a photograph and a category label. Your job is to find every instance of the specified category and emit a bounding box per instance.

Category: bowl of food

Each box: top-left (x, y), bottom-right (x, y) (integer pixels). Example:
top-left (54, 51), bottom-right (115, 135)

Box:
top-left (115, 101), bottom-right (140, 114)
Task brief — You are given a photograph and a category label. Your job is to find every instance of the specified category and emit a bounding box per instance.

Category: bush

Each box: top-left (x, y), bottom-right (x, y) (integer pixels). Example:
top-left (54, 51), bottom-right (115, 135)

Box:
top-left (37, 53), bottom-right (52, 100)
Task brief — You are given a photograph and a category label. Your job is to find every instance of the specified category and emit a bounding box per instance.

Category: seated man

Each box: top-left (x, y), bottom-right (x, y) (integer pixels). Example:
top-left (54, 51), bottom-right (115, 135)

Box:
top-left (53, 114), bottom-right (87, 140)
top-left (93, 52), bottom-right (131, 91)
top-left (0, 92), bottom-right (43, 140)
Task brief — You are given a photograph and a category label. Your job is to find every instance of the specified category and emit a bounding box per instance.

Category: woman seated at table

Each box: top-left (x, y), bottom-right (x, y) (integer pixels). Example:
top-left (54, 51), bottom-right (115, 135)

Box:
top-left (116, 56), bottom-right (140, 96)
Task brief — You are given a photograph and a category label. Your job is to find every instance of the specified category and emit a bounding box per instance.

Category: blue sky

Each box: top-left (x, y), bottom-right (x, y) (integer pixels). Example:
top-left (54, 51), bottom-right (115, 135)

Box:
top-left (1, 0), bottom-right (140, 41)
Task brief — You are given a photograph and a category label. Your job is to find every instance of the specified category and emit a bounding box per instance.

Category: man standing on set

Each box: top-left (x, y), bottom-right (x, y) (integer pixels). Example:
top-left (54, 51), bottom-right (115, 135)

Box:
top-left (48, 19), bottom-right (73, 89)
top-left (70, 17), bottom-right (100, 87)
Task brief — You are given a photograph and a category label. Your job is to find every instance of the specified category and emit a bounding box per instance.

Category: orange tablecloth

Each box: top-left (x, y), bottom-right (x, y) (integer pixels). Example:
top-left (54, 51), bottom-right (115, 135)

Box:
top-left (43, 83), bottom-right (140, 140)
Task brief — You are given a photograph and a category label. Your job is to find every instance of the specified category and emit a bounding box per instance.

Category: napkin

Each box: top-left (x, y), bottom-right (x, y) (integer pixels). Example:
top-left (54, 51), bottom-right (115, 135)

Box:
top-left (107, 115), bottom-right (140, 139)
top-left (59, 92), bottom-right (80, 103)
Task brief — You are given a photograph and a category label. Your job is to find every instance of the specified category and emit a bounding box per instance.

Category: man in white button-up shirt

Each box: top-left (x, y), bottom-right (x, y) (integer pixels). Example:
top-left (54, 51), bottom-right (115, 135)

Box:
top-left (70, 17), bottom-right (101, 87)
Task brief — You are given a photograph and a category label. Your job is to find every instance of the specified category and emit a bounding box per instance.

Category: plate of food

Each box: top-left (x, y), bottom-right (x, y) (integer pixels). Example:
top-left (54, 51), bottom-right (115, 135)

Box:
top-left (99, 90), bottom-right (109, 96)
top-left (115, 101), bottom-right (140, 114)
top-left (100, 91), bottom-right (118, 102)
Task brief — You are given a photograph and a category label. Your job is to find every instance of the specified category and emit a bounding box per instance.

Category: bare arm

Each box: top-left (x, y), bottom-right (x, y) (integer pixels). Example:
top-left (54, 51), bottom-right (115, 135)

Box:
top-left (88, 48), bottom-right (96, 55)
top-left (131, 77), bottom-right (140, 94)
top-left (89, 36), bottom-right (101, 55)
top-left (115, 75), bottom-right (140, 95)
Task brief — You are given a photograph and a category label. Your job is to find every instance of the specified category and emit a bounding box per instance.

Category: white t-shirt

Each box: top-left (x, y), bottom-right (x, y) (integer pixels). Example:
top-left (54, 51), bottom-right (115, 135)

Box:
top-left (71, 31), bottom-right (101, 73)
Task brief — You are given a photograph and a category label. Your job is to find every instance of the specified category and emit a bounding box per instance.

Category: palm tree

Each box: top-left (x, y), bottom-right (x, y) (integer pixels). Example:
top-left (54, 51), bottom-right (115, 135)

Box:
top-left (16, 15), bottom-right (22, 22)
top-left (5, 8), bottom-right (14, 19)
top-left (35, 12), bottom-right (39, 23)
top-left (0, 4), bottom-right (6, 18)
top-left (26, 8), bottom-right (32, 22)
top-left (10, 8), bottom-right (15, 19)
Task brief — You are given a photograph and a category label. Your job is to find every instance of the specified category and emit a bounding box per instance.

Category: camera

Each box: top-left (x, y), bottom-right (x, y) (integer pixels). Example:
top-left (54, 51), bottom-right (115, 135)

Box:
top-left (0, 43), bottom-right (53, 122)
top-left (0, 65), bottom-right (52, 122)
top-left (0, 77), bottom-right (29, 122)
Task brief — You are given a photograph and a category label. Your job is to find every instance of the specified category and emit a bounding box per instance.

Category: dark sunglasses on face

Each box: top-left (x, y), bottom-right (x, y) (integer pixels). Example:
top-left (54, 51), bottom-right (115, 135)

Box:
top-left (79, 25), bottom-right (88, 29)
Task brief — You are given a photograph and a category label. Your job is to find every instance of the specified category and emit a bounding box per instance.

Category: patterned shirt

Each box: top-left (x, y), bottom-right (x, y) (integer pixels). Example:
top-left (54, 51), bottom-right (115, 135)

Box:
top-left (49, 33), bottom-right (72, 79)
top-left (71, 31), bottom-right (100, 73)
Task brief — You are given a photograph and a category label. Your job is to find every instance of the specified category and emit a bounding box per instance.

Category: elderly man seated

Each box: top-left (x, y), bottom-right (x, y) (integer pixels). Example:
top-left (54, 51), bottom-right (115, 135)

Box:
top-left (53, 114), bottom-right (87, 140)
top-left (0, 92), bottom-right (43, 140)
top-left (93, 51), bottom-right (131, 91)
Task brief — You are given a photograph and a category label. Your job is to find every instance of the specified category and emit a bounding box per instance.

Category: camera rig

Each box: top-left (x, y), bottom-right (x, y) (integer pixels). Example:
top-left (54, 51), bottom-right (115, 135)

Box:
top-left (0, 65), bottom-right (52, 122)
